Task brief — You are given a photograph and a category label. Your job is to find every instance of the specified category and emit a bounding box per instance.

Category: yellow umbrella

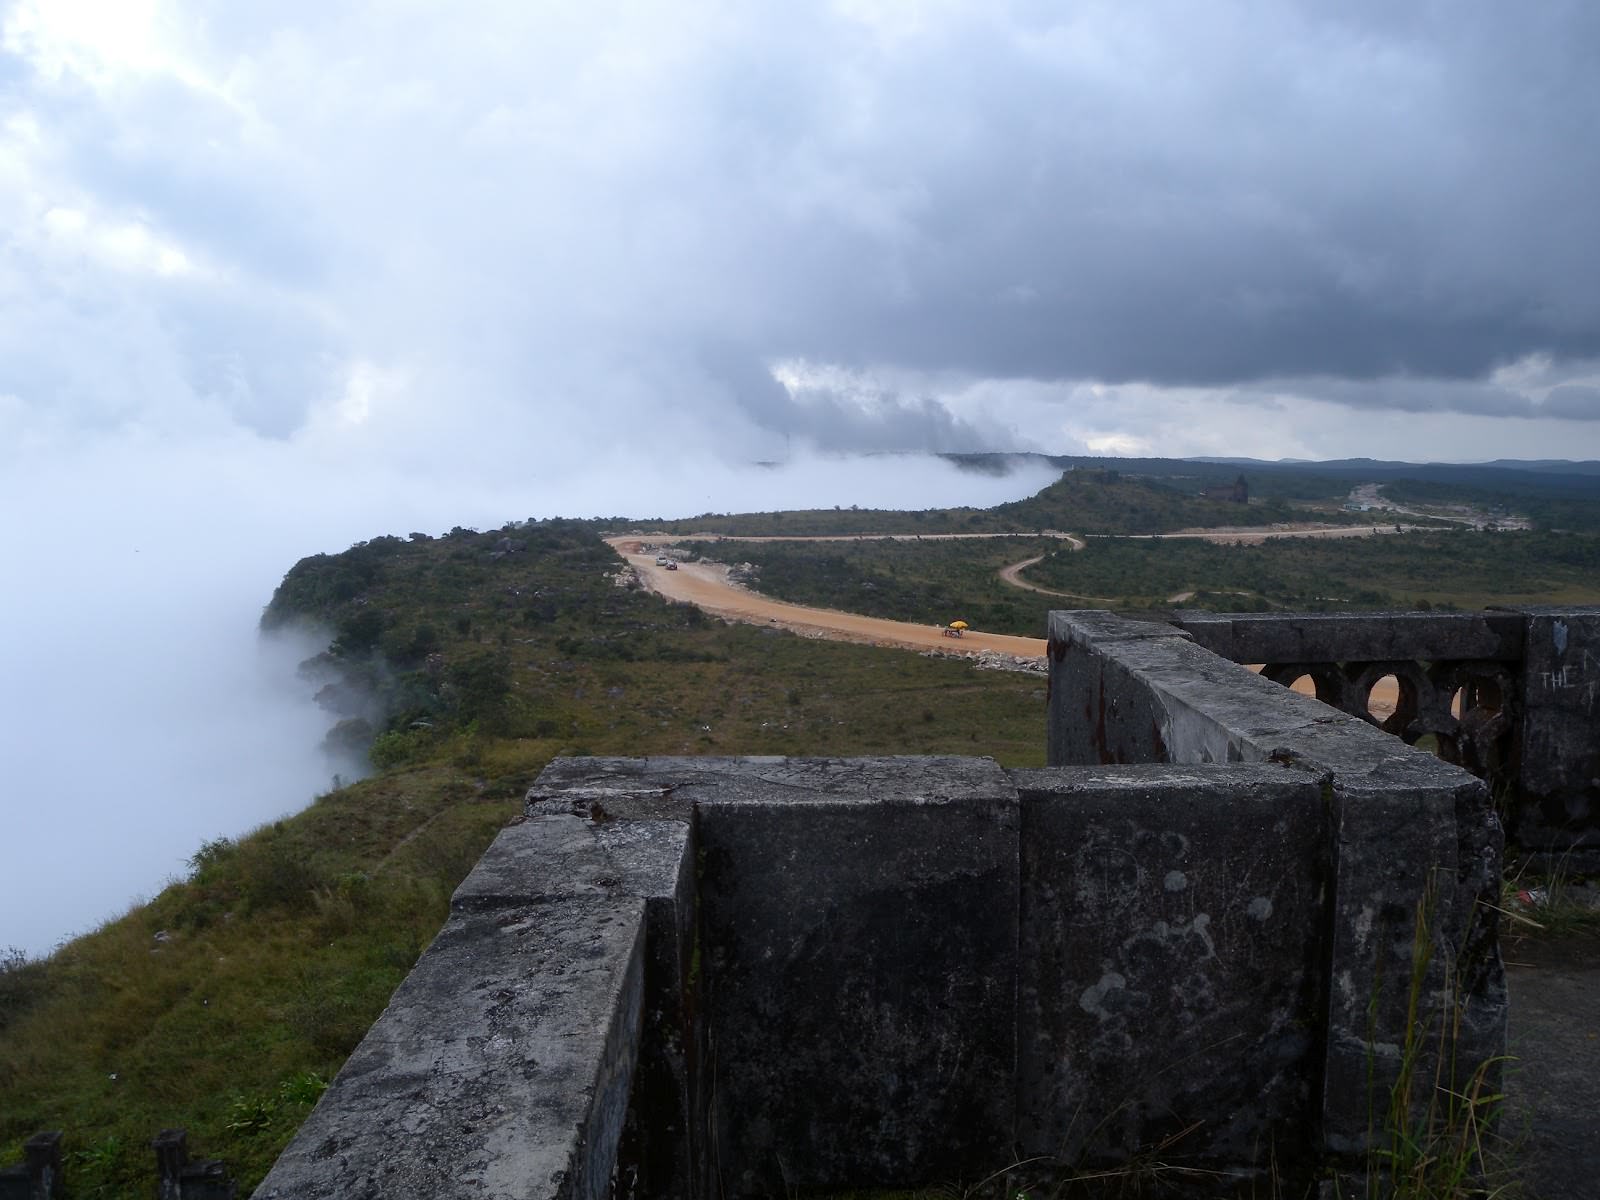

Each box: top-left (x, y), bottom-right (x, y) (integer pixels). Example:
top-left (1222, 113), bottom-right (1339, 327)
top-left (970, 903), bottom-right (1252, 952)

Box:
top-left (949, 620), bottom-right (969, 630)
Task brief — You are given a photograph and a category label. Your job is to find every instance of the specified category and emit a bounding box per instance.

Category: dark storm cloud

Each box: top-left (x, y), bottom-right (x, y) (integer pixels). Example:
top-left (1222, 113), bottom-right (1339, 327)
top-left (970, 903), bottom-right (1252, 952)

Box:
top-left (698, 345), bottom-right (1004, 453)
top-left (684, 3), bottom-right (1600, 409)
top-left (7, 0), bottom-right (1599, 447)
top-left (846, 12), bottom-right (1585, 389)
top-left (1541, 386), bottom-right (1600, 421)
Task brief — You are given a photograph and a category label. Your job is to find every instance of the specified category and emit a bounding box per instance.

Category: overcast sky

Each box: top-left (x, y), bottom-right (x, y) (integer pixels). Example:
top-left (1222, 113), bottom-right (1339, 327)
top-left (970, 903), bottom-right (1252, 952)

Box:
top-left (5, 1), bottom-right (1600, 951)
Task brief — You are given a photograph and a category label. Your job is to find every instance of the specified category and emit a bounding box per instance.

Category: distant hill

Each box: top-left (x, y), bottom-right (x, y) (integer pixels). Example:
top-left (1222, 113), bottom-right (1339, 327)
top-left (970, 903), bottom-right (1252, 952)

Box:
top-left (937, 451), bottom-right (1600, 531)
top-left (946, 450), bottom-right (1600, 491)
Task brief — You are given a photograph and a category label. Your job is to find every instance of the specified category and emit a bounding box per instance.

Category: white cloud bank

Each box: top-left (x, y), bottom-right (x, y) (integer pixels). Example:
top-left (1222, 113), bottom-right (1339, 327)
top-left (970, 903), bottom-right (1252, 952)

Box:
top-left (0, 438), bottom-right (1059, 956)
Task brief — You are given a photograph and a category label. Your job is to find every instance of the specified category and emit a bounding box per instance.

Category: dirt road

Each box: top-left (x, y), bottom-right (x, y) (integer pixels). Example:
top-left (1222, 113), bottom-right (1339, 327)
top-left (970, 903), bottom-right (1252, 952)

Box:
top-left (1092, 522), bottom-right (1410, 546)
top-left (608, 530), bottom-right (1398, 715)
top-left (995, 523), bottom-right (1396, 602)
top-left (606, 537), bottom-right (1047, 657)
top-left (997, 554), bottom-right (1117, 604)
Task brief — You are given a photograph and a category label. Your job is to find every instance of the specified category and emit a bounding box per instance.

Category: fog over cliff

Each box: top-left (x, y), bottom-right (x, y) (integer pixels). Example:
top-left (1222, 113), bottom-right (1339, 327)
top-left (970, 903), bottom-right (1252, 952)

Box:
top-left (4, 0), bottom-right (1600, 951)
top-left (0, 447), bottom-right (1058, 956)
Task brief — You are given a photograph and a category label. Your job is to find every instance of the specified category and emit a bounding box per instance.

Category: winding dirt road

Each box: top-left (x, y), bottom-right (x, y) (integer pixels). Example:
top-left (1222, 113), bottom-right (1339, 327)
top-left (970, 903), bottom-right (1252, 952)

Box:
top-left (605, 535), bottom-right (1048, 657)
top-left (999, 522), bottom-right (1406, 607)
top-left (606, 527), bottom-right (1399, 714)
top-left (997, 554), bottom-right (1118, 604)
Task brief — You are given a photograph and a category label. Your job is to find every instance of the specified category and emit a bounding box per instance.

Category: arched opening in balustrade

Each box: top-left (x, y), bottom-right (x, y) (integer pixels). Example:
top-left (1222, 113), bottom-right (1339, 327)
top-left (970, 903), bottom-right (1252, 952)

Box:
top-left (1366, 674), bottom-right (1400, 723)
top-left (1258, 662), bottom-right (1345, 709)
top-left (1440, 666), bottom-right (1516, 780)
top-left (1347, 661), bottom-right (1425, 740)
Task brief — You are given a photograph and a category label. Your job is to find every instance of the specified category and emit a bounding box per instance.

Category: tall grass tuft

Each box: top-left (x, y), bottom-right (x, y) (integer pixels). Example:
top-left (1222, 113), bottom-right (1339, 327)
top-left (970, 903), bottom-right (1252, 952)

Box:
top-left (1350, 879), bottom-right (1513, 1200)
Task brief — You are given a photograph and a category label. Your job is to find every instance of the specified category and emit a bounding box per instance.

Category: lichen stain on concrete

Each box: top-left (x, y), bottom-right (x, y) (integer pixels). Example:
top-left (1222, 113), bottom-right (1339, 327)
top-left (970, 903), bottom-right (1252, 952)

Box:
top-left (1079, 970), bottom-right (1128, 1019)
top-left (1351, 904), bottom-right (1375, 951)
top-left (1130, 913), bottom-right (1217, 961)
top-left (1247, 896), bottom-right (1274, 920)
top-left (1070, 843), bottom-right (1145, 915)
top-left (1164, 870), bottom-right (1188, 892)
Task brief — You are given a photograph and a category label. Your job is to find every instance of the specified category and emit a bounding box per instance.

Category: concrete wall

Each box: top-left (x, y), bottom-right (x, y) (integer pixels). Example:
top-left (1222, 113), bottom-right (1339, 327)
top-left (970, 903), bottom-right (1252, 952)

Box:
top-left (1047, 610), bottom-right (1506, 1157)
top-left (257, 609), bottom-right (1511, 1197)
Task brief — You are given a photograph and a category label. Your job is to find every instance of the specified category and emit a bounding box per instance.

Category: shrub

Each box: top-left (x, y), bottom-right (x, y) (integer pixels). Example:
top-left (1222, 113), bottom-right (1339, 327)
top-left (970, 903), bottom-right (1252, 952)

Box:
top-left (237, 835), bottom-right (326, 914)
top-left (0, 947), bottom-right (52, 1033)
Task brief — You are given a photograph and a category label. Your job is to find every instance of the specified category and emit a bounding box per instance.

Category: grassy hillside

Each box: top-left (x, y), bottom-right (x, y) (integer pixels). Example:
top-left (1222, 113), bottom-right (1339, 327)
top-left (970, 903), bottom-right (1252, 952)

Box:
top-left (0, 521), bottom-right (1048, 1195)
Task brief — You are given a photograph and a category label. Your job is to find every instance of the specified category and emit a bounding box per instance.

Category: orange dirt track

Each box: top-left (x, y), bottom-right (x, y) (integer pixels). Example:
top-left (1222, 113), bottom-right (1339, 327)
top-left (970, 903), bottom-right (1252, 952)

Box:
top-left (605, 532), bottom-right (1399, 716)
top-left (606, 536), bottom-right (1046, 657)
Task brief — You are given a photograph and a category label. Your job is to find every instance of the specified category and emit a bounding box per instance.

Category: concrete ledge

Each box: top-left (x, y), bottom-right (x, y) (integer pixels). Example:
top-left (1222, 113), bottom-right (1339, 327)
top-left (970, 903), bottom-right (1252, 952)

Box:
top-left (258, 609), bottom-right (1514, 1195)
top-left (254, 898), bottom-right (646, 1200)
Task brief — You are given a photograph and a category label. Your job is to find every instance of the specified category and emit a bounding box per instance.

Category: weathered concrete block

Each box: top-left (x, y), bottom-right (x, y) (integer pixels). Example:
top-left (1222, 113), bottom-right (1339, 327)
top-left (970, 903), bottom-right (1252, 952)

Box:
top-left (692, 756), bottom-right (1020, 1195)
top-left (254, 896), bottom-right (646, 1200)
top-left (1013, 765), bottom-right (1328, 1173)
top-left (1317, 774), bottom-right (1505, 1156)
top-left (0, 1130), bottom-right (62, 1200)
top-left (452, 813), bottom-right (691, 911)
top-left (1046, 610), bottom-right (1506, 1162)
top-left (1513, 608), bottom-right (1600, 855)
top-left (1048, 609), bottom-right (1366, 768)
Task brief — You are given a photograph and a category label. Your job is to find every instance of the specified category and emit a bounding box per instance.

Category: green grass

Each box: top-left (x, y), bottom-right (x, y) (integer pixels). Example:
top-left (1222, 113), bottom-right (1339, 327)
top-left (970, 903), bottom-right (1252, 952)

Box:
top-left (1020, 529), bottom-right (1600, 612)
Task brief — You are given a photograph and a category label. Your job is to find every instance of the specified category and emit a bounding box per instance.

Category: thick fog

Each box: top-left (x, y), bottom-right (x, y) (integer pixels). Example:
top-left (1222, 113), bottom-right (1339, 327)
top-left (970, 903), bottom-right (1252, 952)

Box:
top-left (0, 441), bottom-right (1058, 956)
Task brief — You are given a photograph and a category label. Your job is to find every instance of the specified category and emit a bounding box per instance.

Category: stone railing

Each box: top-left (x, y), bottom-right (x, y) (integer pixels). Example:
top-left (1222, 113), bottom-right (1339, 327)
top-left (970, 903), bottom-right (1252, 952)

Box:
top-left (1172, 607), bottom-right (1600, 867)
top-left (254, 610), bottom-right (1509, 1198)
top-left (0, 1129), bottom-right (234, 1200)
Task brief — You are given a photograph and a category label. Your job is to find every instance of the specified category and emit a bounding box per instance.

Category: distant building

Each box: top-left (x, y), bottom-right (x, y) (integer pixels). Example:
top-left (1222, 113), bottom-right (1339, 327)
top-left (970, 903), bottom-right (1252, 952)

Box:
top-left (1202, 474), bottom-right (1249, 504)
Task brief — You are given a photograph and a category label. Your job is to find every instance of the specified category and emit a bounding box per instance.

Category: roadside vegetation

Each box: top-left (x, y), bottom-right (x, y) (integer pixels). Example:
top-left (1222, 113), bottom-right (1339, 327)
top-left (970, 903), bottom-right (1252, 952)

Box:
top-left (1381, 478), bottom-right (1600, 534)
